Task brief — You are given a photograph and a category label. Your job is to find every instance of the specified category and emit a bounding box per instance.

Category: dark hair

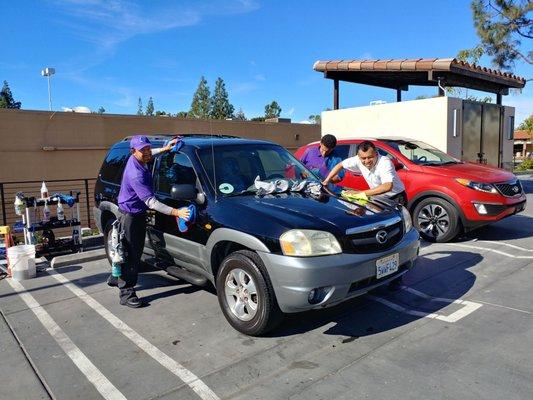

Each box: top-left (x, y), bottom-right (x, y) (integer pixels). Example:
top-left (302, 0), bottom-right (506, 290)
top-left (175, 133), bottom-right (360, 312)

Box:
top-left (357, 141), bottom-right (376, 153)
top-left (321, 134), bottom-right (337, 149)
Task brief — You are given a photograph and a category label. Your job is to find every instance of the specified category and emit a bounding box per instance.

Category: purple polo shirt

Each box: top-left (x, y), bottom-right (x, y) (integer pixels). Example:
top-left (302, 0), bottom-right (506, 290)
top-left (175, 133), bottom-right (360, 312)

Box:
top-left (299, 146), bottom-right (345, 180)
top-left (118, 155), bottom-right (154, 214)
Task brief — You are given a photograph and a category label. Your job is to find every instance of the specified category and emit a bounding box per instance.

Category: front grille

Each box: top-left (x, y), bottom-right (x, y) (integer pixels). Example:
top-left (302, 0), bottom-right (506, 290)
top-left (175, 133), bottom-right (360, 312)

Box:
top-left (345, 220), bottom-right (404, 254)
top-left (495, 180), bottom-right (523, 197)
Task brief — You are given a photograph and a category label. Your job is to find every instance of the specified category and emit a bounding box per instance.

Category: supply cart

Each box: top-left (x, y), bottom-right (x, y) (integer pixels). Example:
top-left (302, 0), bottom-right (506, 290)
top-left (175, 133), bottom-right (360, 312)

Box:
top-left (21, 191), bottom-right (83, 256)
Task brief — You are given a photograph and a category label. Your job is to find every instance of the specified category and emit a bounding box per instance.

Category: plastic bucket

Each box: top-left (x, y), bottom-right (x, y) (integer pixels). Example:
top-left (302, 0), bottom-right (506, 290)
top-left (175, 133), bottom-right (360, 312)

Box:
top-left (7, 245), bottom-right (36, 280)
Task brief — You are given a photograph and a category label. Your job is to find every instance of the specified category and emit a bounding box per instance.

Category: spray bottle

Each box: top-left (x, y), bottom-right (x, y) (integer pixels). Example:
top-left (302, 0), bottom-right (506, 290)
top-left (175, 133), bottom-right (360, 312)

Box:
top-left (110, 220), bottom-right (125, 277)
top-left (42, 200), bottom-right (51, 222)
top-left (14, 194), bottom-right (25, 216)
top-left (57, 200), bottom-right (65, 221)
top-left (40, 181), bottom-right (49, 199)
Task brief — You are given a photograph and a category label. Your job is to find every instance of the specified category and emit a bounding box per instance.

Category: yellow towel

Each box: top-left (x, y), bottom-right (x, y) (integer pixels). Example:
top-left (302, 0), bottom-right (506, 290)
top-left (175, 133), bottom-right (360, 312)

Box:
top-left (341, 190), bottom-right (368, 205)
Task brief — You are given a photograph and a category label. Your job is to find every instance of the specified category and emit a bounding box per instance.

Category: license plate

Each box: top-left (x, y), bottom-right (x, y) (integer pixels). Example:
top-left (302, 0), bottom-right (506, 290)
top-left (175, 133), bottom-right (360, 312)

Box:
top-left (376, 253), bottom-right (399, 279)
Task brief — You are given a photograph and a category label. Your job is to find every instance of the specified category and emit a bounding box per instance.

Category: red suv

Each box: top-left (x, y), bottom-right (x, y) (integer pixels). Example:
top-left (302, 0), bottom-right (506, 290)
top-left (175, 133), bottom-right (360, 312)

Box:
top-left (295, 138), bottom-right (527, 242)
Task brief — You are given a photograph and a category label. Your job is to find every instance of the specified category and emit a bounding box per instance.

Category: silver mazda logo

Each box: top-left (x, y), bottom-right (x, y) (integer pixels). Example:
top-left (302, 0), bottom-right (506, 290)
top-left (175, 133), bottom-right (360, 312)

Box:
top-left (376, 230), bottom-right (388, 244)
top-left (512, 186), bottom-right (519, 193)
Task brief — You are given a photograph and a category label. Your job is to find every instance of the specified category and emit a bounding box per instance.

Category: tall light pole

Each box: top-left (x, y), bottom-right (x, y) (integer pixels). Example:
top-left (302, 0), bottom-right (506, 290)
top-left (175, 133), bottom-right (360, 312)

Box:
top-left (41, 67), bottom-right (56, 111)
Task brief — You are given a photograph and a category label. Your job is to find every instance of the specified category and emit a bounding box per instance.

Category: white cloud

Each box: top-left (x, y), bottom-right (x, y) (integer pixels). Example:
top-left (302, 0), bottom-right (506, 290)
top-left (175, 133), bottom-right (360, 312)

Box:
top-left (253, 74), bottom-right (266, 81)
top-left (286, 107), bottom-right (295, 117)
top-left (231, 82), bottom-right (257, 94)
top-left (50, 1), bottom-right (260, 54)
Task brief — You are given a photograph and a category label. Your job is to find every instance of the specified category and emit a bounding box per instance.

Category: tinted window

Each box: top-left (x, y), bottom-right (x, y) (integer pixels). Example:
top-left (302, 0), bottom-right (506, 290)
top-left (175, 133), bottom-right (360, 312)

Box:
top-left (334, 144), bottom-right (350, 159)
top-left (156, 152), bottom-right (197, 194)
top-left (198, 144), bottom-right (317, 195)
top-left (100, 146), bottom-right (130, 184)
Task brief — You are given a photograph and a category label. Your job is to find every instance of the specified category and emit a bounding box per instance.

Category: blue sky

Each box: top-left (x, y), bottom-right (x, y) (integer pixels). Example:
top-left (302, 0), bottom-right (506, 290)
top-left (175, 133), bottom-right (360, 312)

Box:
top-left (1, 0), bottom-right (531, 123)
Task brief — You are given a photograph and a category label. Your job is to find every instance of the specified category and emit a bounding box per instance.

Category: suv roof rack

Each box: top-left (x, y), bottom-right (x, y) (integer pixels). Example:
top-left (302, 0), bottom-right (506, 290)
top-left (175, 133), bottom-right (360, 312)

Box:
top-left (122, 133), bottom-right (240, 142)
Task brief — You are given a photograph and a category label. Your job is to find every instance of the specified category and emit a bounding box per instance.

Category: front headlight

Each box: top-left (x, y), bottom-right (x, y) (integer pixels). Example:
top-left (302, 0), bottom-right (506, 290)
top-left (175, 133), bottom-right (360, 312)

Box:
top-left (280, 229), bottom-right (342, 257)
top-left (455, 178), bottom-right (497, 194)
top-left (401, 206), bottom-right (413, 232)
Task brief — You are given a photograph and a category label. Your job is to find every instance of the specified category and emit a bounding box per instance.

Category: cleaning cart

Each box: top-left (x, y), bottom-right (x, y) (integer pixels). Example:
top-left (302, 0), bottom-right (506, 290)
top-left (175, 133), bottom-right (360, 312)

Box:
top-left (21, 191), bottom-right (83, 257)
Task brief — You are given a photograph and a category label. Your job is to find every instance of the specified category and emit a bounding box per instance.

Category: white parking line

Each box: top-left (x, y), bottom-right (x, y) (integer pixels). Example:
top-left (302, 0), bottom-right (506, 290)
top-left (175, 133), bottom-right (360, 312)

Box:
top-left (476, 240), bottom-right (533, 252)
top-left (7, 278), bottom-right (127, 400)
top-left (368, 286), bottom-right (482, 323)
top-left (444, 243), bottom-right (533, 259)
top-left (48, 269), bottom-right (220, 400)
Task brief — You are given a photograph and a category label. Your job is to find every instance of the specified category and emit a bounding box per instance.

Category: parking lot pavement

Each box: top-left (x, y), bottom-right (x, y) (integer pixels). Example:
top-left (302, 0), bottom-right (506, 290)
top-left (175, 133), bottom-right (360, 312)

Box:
top-left (1, 177), bottom-right (532, 400)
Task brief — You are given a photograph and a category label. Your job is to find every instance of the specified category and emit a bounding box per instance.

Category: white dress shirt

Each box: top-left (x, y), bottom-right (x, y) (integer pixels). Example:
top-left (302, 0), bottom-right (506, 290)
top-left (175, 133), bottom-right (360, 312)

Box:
top-left (342, 154), bottom-right (405, 196)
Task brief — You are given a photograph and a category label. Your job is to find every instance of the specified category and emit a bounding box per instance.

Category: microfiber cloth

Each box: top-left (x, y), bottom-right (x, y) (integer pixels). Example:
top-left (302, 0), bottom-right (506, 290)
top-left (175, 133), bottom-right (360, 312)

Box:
top-left (176, 204), bottom-right (196, 233)
top-left (165, 136), bottom-right (184, 153)
top-left (341, 190), bottom-right (368, 205)
top-left (53, 193), bottom-right (75, 207)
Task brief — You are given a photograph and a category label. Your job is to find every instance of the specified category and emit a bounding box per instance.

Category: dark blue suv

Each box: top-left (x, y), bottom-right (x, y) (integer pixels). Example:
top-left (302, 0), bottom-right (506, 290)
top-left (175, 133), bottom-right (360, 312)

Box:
top-left (94, 135), bottom-right (420, 335)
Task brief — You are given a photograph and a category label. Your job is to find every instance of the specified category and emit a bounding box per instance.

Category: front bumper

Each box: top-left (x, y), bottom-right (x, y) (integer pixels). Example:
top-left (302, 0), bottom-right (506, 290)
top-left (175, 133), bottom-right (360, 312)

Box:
top-left (258, 228), bottom-right (420, 313)
top-left (461, 194), bottom-right (526, 229)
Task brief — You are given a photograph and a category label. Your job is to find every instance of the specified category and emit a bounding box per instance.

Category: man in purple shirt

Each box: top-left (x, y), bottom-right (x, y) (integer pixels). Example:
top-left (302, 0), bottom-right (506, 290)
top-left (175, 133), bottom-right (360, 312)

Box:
top-left (299, 134), bottom-right (345, 193)
top-left (109, 135), bottom-right (190, 308)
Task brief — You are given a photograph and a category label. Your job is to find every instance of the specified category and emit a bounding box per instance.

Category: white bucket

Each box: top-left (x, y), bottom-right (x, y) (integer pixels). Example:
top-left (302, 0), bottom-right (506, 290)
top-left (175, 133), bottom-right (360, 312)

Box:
top-left (7, 245), bottom-right (36, 280)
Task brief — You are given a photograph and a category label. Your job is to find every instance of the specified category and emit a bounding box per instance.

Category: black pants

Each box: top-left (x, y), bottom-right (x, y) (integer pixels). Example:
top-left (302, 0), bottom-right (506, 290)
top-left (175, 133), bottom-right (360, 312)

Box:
top-left (390, 191), bottom-right (408, 206)
top-left (118, 211), bottom-right (146, 302)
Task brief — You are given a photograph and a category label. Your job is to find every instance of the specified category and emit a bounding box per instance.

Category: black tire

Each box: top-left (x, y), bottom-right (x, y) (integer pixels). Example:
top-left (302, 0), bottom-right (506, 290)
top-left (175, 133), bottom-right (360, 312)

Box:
top-left (216, 250), bottom-right (282, 336)
top-left (413, 197), bottom-right (460, 243)
top-left (103, 218), bottom-right (116, 266)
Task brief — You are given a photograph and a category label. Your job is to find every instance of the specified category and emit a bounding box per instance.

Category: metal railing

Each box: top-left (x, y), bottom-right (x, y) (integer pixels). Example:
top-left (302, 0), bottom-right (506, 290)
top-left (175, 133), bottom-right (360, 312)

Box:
top-left (0, 178), bottom-right (97, 232)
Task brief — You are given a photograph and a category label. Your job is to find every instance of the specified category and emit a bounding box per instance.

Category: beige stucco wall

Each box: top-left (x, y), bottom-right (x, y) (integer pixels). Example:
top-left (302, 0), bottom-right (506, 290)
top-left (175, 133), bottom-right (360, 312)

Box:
top-left (321, 97), bottom-right (515, 168)
top-left (322, 96), bottom-right (451, 152)
top-left (0, 109), bottom-right (320, 182)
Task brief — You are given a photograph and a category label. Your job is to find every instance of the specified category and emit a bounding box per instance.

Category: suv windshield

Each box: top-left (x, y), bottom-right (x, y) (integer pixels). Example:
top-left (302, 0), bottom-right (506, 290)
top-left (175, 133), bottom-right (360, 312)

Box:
top-left (384, 139), bottom-right (460, 165)
top-left (198, 144), bottom-right (318, 195)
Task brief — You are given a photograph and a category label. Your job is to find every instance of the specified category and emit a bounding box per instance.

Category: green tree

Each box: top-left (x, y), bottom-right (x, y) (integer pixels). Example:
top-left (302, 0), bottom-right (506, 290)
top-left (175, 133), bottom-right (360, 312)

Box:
top-left (234, 108), bottom-right (246, 120)
top-left (189, 76), bottom-right (211, 119)
top-left (0, 81), bottom-right (22, 109)
top-left (97, 106), bottom-right (105, 114)
top-left (250, 116), bottom-right (265, 122)
top-left (145, 97), bottom-right (154, 116)
top-left (308, 114), bottom-right (321, 124)
top-left (517, 114), bottom-right (533, 131)
top-left (155, 110), bottom-right (167, 116)
top-left (176, 111), bottom-right (188, 118)
top-left (471, 0), bottom-right (532, 70)
top-left (264, 101), bottom-right (282, 118)
top-left (210, 77), bottom-right (234, 119)
top-left (136, 97), bottom-right (143, 115)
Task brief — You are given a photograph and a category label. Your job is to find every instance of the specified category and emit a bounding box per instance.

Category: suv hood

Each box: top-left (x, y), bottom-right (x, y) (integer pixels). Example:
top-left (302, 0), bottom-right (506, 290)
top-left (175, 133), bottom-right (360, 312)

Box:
top-left (218, 192), bottom-right (402, 238)
top-left (422, 162), bottom-right (516, 183)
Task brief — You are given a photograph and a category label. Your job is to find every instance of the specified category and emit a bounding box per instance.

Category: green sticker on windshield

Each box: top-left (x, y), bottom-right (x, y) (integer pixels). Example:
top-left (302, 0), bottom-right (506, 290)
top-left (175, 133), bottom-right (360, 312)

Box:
top-left (219, 183), bottom-right (234, 194)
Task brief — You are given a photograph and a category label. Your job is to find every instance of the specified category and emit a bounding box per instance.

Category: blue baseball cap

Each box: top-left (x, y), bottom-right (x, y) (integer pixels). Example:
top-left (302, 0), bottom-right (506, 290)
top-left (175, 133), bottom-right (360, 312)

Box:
top-left (130, 135), bottom-right (151, 150)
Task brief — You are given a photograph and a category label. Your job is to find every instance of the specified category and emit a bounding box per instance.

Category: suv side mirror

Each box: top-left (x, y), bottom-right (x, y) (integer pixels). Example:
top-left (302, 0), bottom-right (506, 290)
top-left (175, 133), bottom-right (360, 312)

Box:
top-left (171, 184), bottom-right (197, 201)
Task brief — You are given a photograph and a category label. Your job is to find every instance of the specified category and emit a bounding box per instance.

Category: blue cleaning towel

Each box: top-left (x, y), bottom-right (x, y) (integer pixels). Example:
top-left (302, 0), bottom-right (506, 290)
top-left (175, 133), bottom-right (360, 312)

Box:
top-left (165, 136), bottom-right (184, 153)
top-left (176, 204), bottom-right (196, 233)
top-left (53, 193), bottom-right (75, 207)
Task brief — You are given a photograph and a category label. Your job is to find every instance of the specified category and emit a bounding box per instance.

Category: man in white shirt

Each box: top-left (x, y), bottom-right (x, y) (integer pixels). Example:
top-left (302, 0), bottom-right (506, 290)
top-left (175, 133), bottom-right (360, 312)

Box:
top-left (322, 141), bottom-right (407, 205)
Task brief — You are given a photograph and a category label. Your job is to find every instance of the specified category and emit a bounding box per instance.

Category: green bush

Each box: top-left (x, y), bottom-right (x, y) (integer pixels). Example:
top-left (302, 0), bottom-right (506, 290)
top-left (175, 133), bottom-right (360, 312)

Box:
top-left (516, 158), bottom-right (533, 171)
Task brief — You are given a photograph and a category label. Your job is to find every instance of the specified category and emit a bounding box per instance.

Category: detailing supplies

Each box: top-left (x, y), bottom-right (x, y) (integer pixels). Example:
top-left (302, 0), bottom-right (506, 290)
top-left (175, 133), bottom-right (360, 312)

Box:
top-left (110, 219), bottom-right (125, 277)
top-left (56, 201), bottom-right (65, 221)
top-left (53, 193), bottom-right (75, 207)
top-left (42, 200), bottom-right (51, 222)
top-left (14, 194), bottom-right (25, 216)
top-left (40, 181), bottom-right (49, 199)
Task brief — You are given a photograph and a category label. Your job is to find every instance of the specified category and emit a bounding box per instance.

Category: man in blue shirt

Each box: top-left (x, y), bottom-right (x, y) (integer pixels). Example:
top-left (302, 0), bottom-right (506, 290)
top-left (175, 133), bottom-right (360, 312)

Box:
top-left (110, 135), bottom-right (189, 308)
top-left (299, 134), bottom-right (345, 192)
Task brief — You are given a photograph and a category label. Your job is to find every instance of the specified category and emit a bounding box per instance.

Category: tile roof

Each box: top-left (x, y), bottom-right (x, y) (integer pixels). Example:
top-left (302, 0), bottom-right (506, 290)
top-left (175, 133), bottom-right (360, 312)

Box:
top-left (313, 58), bottom-right (526, 91)
top-left (514, 130), bottom-right (532, 140)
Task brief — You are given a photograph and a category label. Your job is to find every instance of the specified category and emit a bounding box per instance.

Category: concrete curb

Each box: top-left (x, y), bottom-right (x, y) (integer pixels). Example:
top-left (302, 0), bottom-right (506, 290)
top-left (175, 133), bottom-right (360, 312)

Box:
top-left (51, 248), bottom-right (106, 269)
